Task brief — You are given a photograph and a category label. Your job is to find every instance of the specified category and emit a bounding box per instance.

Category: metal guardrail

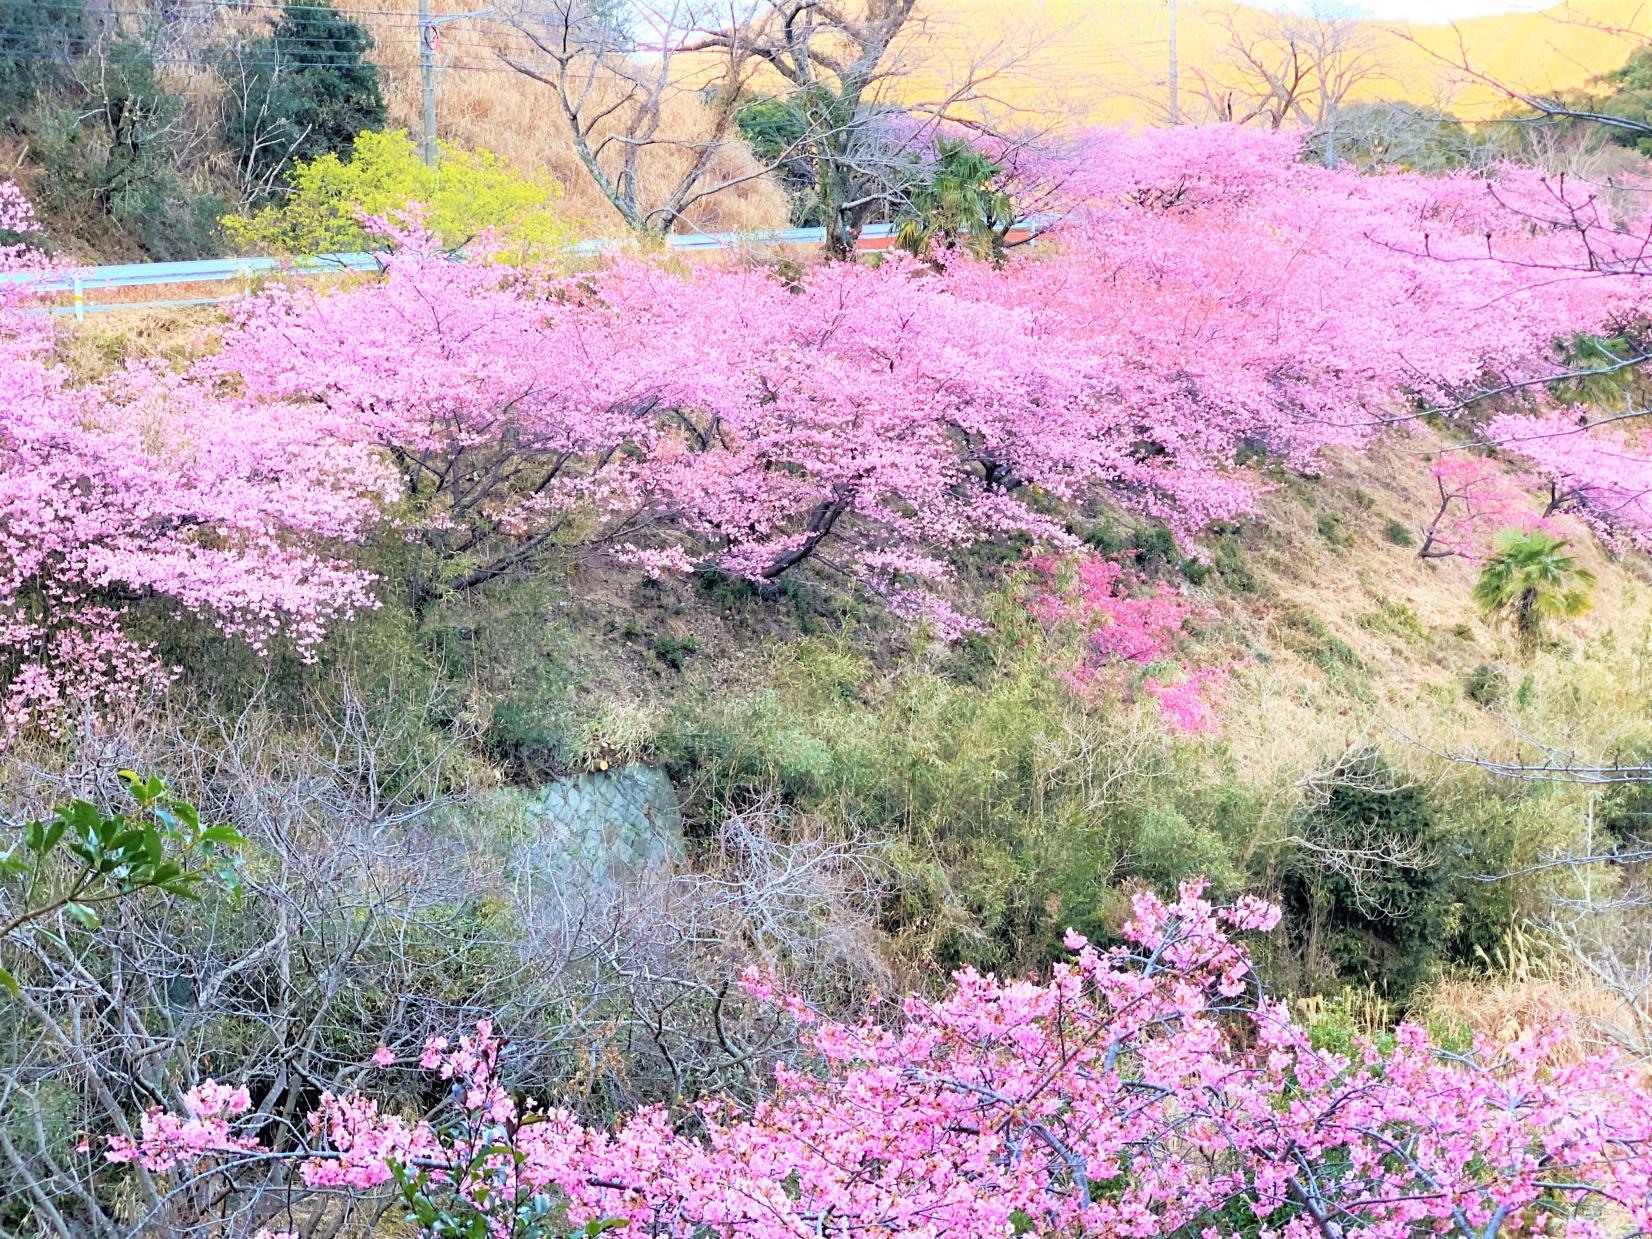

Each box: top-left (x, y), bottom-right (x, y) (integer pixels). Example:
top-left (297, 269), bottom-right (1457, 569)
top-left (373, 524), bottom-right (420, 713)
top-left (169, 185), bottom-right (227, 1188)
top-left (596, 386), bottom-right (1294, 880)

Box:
top-left (0, 217), bottom-right (1057, 317)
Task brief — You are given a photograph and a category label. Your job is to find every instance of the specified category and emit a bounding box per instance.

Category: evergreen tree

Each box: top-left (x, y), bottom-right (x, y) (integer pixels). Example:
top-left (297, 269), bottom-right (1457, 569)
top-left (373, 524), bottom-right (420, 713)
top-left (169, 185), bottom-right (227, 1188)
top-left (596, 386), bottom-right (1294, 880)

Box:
top-left (221, 0), bottom-right (385, 202)
top-left (0, 0), bottom-right (86, 117)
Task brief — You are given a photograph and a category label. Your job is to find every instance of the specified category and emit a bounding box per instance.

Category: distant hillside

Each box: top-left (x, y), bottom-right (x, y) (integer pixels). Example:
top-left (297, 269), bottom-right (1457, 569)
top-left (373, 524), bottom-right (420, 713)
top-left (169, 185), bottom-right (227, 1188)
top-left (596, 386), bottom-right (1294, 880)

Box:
top-left (901, 0), bottom-right (1652, 124)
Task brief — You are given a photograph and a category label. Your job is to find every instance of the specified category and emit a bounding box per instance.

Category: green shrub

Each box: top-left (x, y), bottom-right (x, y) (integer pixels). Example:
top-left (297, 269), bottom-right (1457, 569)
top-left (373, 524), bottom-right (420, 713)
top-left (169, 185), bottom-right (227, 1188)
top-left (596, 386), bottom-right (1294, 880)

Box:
top-left (23, 34), bottom-right (226, 258)
top-left (1359, 600), bottom-right (1425, 642)
top-left (1382, 518), bottom-right (1415, 547)
top-left (1464, 663), bottom-right (1509, 707)
top-left (0, 0), bottom-right (82, 115)
top-left (1281, 747), bottom-right (1464, 1001)
top-left (1212, 530), bottom-right (1259, 593)
top-left (1316, 512), bottom-right (1354, 549)
top-left (653, 616), bottom-right (1263, 975)
top-left (649, 634), bottom-right (700, 672)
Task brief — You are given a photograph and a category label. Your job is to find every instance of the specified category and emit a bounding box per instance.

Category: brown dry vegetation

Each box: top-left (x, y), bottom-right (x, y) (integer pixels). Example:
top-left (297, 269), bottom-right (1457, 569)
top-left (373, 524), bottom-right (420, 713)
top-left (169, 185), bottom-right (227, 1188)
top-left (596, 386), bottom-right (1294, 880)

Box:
top-left (362, 5), bottom-right (791, 235)
top-left (1207, 433), bottom-right (1652, 796)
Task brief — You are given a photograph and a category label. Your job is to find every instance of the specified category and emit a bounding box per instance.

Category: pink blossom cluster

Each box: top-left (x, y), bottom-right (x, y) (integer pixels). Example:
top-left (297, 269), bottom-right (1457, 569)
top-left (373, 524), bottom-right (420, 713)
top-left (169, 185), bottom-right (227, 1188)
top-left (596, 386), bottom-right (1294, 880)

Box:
top-left (200, 131), bottom-right (1647, 614)
top-left (1487, 411), bottom-right (1652, 551)
top-left (105, 1080), bottom-right (255, 1172)
top-left (0, 183), bottom-right (394, 743)
top-left (1031, 553), bottom-right (1224, 731)
top-left (1417, 455), bottom-right (1556, 560)
top-left (103, 881), bottom-right (1652, 1239)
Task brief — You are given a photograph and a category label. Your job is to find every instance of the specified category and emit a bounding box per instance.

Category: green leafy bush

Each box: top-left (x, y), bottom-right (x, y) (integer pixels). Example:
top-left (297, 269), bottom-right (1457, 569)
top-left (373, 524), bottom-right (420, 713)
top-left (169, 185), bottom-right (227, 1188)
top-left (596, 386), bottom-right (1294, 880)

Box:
top-left (223, 129), bottom-right (574, 259)
top-left (1, 774), bottom-right (243, 995)
top-left (1464, 663), bottom-right (1510, 707)
top-left (1383, 518), bottom-right (1415, 546)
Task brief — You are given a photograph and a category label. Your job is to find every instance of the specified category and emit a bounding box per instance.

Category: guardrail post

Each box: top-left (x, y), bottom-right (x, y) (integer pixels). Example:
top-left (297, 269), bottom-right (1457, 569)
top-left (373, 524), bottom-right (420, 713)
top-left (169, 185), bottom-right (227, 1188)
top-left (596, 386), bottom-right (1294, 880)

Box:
top-left (72, 274), bottom-right (85, 322)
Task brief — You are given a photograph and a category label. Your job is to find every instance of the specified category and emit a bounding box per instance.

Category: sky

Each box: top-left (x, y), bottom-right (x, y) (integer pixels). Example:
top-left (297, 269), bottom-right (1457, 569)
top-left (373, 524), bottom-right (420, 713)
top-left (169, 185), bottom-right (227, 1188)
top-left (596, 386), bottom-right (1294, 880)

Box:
top-left (1306, 0), bottom-right (1557, 18)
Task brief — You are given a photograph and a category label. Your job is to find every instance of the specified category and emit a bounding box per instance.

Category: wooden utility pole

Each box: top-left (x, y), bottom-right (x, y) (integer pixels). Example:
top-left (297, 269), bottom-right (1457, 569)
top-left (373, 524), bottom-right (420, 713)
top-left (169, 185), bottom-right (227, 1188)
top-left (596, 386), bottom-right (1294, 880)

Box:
top-left (420, 0), bottom-right (438, 166)
top-left (1167, 0), bottom-right (1180, 124)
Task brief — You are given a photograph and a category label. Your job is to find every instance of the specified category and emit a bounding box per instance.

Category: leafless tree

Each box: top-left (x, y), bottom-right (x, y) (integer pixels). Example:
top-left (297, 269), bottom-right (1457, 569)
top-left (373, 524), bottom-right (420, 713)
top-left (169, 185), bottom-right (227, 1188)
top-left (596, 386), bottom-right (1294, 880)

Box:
top-left (691, 0), bottom-right (1054, 259)
top-left (0, 701), bottom-right (889, 1236)
top-left (496, 0), bottom-right (768, 237)
top-left (498, 1), bottom-right (1057, 255)
top-left (1191, 3), bottom-right (1384, 164)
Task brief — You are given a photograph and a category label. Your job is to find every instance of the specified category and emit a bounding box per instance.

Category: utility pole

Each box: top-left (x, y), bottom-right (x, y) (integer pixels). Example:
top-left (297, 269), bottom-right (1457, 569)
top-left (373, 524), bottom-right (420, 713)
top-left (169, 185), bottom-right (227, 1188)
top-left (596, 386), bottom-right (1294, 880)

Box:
top-left (419, 0), bottom-right (438, 167)
top-left (419, 5), bottom-right (495, 169)
top-left (1167, 0), bottom-right (1180, 125)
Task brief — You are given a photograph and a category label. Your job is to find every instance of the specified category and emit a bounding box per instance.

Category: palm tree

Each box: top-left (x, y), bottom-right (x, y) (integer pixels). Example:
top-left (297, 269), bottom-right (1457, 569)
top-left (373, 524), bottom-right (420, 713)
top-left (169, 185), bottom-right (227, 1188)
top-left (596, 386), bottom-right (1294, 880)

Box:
top-left (1472, 529), bottom-right (1595, 655)
top-left (896, 139), bottom-right (1014, 265)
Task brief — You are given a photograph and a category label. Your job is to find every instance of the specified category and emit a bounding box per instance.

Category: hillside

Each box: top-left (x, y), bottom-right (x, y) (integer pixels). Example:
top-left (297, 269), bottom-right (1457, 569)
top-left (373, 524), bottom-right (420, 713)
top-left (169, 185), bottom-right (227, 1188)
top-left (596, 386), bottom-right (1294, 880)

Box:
top-left (909, 0), bottom-right (1652, 123)
top-left (10, 28), bottom-right (1652, 1235)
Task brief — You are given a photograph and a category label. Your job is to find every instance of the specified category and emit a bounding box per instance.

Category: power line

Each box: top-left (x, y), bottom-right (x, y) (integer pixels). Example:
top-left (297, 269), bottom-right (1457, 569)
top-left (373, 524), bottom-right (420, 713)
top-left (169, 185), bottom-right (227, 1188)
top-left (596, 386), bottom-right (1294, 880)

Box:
top-left (1167, 0), bottom-right (1179, 125)
top-left (18, 0), bottom-right (437, 17)
top-left (0, 11), bottom-right (514, 55)
top-left (0, 44), bottom-right (512, 71)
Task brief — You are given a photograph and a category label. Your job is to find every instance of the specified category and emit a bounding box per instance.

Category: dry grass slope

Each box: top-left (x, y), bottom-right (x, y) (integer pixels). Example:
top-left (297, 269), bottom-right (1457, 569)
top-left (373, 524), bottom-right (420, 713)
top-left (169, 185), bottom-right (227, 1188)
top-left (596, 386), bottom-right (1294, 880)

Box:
top-left (364, 6), bottom-right (791, 235)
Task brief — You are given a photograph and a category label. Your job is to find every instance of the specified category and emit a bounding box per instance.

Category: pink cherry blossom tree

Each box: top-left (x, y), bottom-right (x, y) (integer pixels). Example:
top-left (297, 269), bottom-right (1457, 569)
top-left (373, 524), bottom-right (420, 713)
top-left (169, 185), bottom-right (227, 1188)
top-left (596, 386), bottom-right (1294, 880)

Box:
top-left (0, 182), bottom-right (391, 743)
top-left (1487, 410), bottom-right (1652, 551)
top-left (207, 134), bottom-right (1652, 615)
top-left (98, 882), bottom-right (1652, 1239)
top-left (1416, 455), bottom-right (1554, 561)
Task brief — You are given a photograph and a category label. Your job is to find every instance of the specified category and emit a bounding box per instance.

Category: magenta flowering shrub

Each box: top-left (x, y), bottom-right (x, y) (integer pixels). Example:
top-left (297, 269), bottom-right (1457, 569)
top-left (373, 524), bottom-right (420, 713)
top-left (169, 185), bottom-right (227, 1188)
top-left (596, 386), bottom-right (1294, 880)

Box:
top-left (1030, 553), bottom-right (1225, 732)
top-left (102, 882), bottom-right (1652, 1239)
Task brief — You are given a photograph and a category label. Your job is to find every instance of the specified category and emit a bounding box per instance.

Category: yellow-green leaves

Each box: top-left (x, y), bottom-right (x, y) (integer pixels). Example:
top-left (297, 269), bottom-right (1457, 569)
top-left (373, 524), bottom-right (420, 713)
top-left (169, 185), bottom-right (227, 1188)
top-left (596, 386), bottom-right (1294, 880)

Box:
top-left (223, 129), bottom-right (577, 263)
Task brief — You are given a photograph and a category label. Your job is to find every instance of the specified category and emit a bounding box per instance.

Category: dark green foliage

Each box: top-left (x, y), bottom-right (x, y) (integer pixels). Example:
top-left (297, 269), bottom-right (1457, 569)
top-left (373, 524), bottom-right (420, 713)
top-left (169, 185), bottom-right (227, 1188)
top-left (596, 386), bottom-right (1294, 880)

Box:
top-left (1587, 47), bottom-right (1652, 157)
top-left (737, 97), bottom-right (803, 164)
top-left (1211, 529), bottom-right (1259, 593)
top-left (895, 138), bottom-right (1015, 264)
top-left (1323, 101), bottom-right (1478, 171)
top-left (1551, 332), bottom-right (1650, 407)
top-left (28, 35), bottom-right (225, 257)
top-left (1129, 522), bottom-right (1178, 569)
top-left (1382, 518), bottom-right (1415, 547)
top-left (1464, 663), bottom-right (1509, 707)
top-left (737, 96), bottom-right (818, 225)
top-left (9, 23), bottom-right (226, 258)
top-left (221, 1), bottom-right (384, 201)
top-left (1282, 748), bottom-right (1460, 1002)
top-left (0, 0), bottom-right (85, 116)
top-left (649, 634), bottom-right (699, 672)
top-left (1596, 756), bottom-right (1652, 848)
top-left (1316, 512), bottom-right (1354, 549)
top-left (430, 585), bottom-right (580, 782)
